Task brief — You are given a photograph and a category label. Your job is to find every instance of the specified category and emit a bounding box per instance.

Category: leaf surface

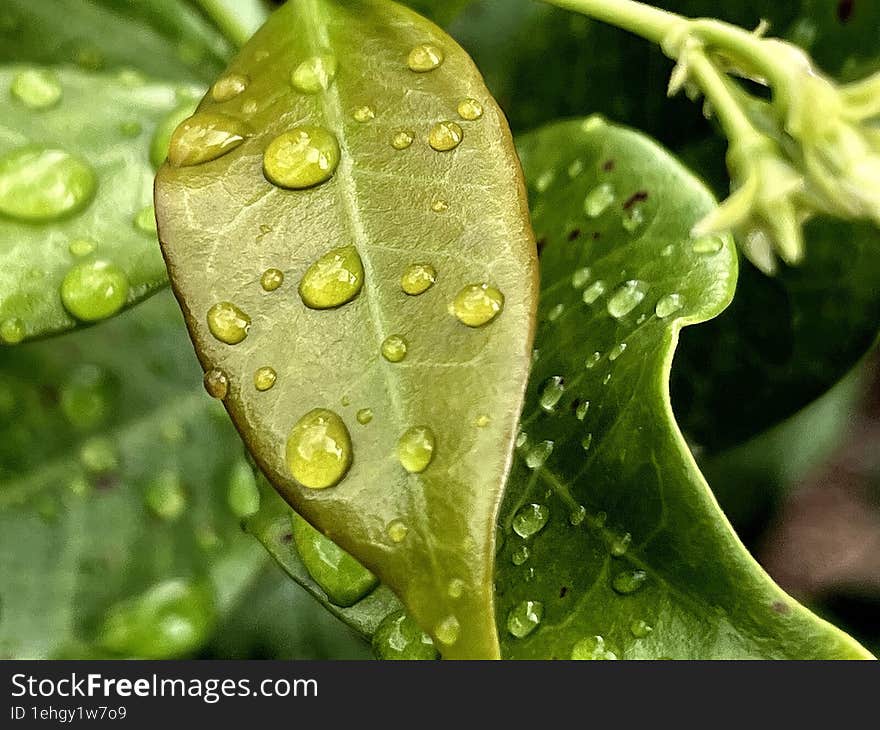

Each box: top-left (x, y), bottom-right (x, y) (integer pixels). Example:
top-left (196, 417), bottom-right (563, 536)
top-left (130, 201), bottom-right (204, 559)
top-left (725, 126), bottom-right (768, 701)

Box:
top-left (156, 0), bottom-right (537, 658)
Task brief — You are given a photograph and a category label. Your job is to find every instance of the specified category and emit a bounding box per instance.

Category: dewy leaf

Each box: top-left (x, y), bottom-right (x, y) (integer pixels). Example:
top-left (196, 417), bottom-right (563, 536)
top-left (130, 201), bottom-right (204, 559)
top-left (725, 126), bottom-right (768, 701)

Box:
top-left (499, 117), bottom-right (872, 659)
top-left (0, 66), bottom-right (203, 344)
top-left (0, 292), bottom-right (266, 658)
top-left (155, 0), bottom-right (537, 658)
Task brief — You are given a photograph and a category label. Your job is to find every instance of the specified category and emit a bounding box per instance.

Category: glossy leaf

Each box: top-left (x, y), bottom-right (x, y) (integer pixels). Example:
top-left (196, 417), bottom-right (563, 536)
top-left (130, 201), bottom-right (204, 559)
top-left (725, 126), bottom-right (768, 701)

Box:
top-left (156, 0), bottom-right (537, 658)
top-left (0, 292), bottom-right (266, 658)
top-left (496, 118), bottom-right (872, 659)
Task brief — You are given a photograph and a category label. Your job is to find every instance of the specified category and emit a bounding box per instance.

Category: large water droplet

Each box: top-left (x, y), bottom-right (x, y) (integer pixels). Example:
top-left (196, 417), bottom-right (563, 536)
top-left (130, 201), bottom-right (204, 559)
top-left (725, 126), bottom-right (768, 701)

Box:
top-left (451, 283), bottom-right (504, 327)
top-left (144, 470), bottom-right (186, 521)
top-left (291, 54), bottom-right (338, 93)
top-left (457, 98), bottom-right (484, 120)
top-left (203, 368), bottom-right (228, 399)
top-left (253, 366), bottom-right (277, 392)
top-left (298, 245), bottom-right (364, 309)
top-left (381, 334), bottom-right (408, 363)
top-left (373, 611), bottom-right (439, 660)
top-left (607, 280), bottom-right (647, 319)
top-left (507, 600), bottom-right (543, 638)
top-left (407, 44), bottom-right (444, 72)
top-left (286, 409), bottom-right (352, 490)
top-left (428, 121), bottom-right (463, 152)
top-left (655, 293), bottom-right (684, 319)
top-left (260, 268), bottom-right (284, 292)
top-left (401, 263), bottom-right (436, 295)
top-left (227, 461), bottom-right (260, 518)
top-left (434, 615), bottom-right (460, 646)
top-left (61, 260), bottom-right (129, 322)
top-left (583, 182), bottom-right (615, 217)
top-left (263, 126), bottom-right (340, 189)
top-left (0, 146), bottom-right (96, 221)
top-left (206, 301), bottom-right (250, 344)
top-left (10, 69), bottom-right (62, 109)
top-left (397, 425), bottom-right (435, 473)
top-left (211, 73), bottom-right (249, 102)
top-left (571, 635), bottom-right (617, 660)
top-left (525, 441), bottom-right (553, 469)
top-left (0, 317), bottom-right (26, 344)
top-left (539, 376), bottom-right (565, 412)
top-left (167, 112), bottom-right (250, 167)
top-left (612, 569), bottom-right (647, 595)
top-left (512, 503), bottom-right (549, 538)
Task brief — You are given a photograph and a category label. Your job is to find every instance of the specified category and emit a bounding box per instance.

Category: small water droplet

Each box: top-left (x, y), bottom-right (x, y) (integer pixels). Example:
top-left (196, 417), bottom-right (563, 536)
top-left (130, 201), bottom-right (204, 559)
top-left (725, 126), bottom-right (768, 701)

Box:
top-left (525, 441), bottom-right (553, 469)
top-left (80, 436), bottom-right (117, 474)
top-left (408, 44), bottom-right (444, 72)
top-left (211, 72), bottom-right (249, 102)
top-left (203, 368), bottom-right (229, 399)
top-left (401, 263), bottom-right (436, 295)
top-left (387, 519), bottom-right (409, 543)
top-left (144, 470), bottom-right (186, 521)
top-left (655, 293), bottom-right (684, 319)
top-left (610, 531), bottom-right (632, 557)
top-left (630, 619), bottom-right (654, 638)
top-left (585, 351), bottom-right (602, 369)
top-left (457, 98), bottom-right (483, 120)
top-left (260, 268), bottom-right (284, 292)
top-left (547, 303), bottom-right (565, 322)
top-left (434, 615), bottom-right (460, 646)
top-left (356, 408), bottom-right (373, 425)
top-left (10, 69), bottom-right (62, 109)
top-left (603, 372), bottom-right (612, 385)
top-left (340, 395), bottom-right (351, 407)
top-left (512, 503), bottom-right (549, 538)
top-left (254, 366), bottom-right (277, 391)
top-left (429, 121), bottom-right (463, 152)
top-left (381, 334), bottom-right (408, 363)
top-left (661, 243), bottom-right (674, 257)
top-left (286, 409), bottom-right (352, 489)
top-left (571, 267), bottom-right (592, 289)
top-left (430, 199), bottom-right (449, 213)
top-left (475, 414), bottom-right (490, 428)
top-left (291, 53), bottom-right (338, 93)
top-left (373, 611), bottom-right (438, 660)
top-left (68, 238), bottom-right (97, 257)
top-left (507, 600), bottom-right (543, 638)
top-left (133, 204), bottom-right (156, 234)
top-left (206, 301), bottom-right (251, 344)
top-left (167, 112), bottom-right (250, 167)
top-left (571, 635), bottom-right (617, 660)
top-left (397, 425), bottom-right (436, 473)
top-left (692, 235), bottom-right (724, 254)
top-left (581, 433), bottom-right (593, 451)
top-left (61, 260), bottom-right (129, 322)
top-left (535, 170), bottom-right (555, 192)
top-left (569, 505), bottom-right (587, 526)
top-left (575, 400), bottom-right (590, 421)
top-left (451, 283), bottom-right (504, 327)
top-left (568, 159), bottom-right (584, 178)
top-left (512, 545), bottom-right (530, 565)
top-left (515, 430), bottom-right (528, 449)
top-left (608, 343), bottom-right (627, 361)
top-left (584, 183), bottom-right (615, 217)
top-left (263, 126), bottom-right (340, 189)
top-left (448, 578), bottom-right (465, 599)
top-left (607, 280), bottom-right (647, 319)
top-left (0, 146), bottom-right (96, 221)
top-left (353, 105), bottom-right (375, 123)
top-left (391, 130), bottom-right (414, 150)
top-left (582, 280), bottom-right (606, 305)
top-left (539, 376), bottom-right (565, 412)
top-left (299, 245), bottom-right (364, 309)
top-left (612, 569), bottom-right (647, 595)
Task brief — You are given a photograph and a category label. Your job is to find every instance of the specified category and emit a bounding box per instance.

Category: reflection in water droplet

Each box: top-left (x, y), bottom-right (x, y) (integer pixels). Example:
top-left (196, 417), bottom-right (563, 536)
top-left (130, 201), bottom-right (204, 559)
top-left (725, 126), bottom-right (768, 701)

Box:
top-left (571, 267), bottom-right (591, 289)
top-left (451, 283), bottom-right (504, 327)
top-left (167, 112), bottom-right (250, 167)
top-left (254, 366), bottom-right (277, 392)
top-left (457, 98), bottom-right (484, 120)
top-left (263, 126), bottom-right (340, 189)
top-left (512, 545), bottom-right (530, 565)
top-left (0, 146), bottom-right (96, 222)
top-left (206, 301), bottom-right (251, 344)
top-left (387, 520), bottom-right (409, 543)
top-left (428, 121), bottom-right (463, 152)
top-left (610, 531), bottom-right (632, 557)
top-left (353, 105), bottom-right (375, 123)
top-left (381, 334), bottom-right (408, 363)
top-left (391, 131), bottom-right (414, 150)
top-left (145, 470), bottom-right (186, 521)
top-left (612, 569), bottom-right (647, 595)
top-left (607, 280), bottom-right (647, 319)
top-left (211, 73), bottom-right (249, 102)
top-left (582, 280), bottom-right (606, 305)
top-left (571, 635), bottom-right (617, 660)
top-left (434, 615), bottom-right (460, 646)
top-left (286, 409), bottom-right (352, 490)
top-left (260, 268), bottom-right (284, 292)
top-left (356, 408), bottom-right (373, 425)
top-left (401, 263), bottom-right (436, 295)
top-left (507, 600), bottom-right (543, 638)
top-left (408, 44), bottom-right (444, 72)
top-left (133, 204), bottom-right (157, 234)
top-left (631, 619), bottom-right (654, 638)
top-left (512, 503), bottom-right (549, 538)
top-left (203, 368), bottom-right (229, 399)
top-left (608, 343), bottom-right (627, 361)
top-left (584, 183), bottom-right (615, 217)
top-left (299, 245), bottom-right (364, 309)
top-left (525, 441), bottom-right (553, 470)
top-left (291, 54), bottom-right (338, 93)
top-left (655, 293), bottom-right (684, 319)
top-left (397, 426), bottom-right (435, 473)
top-left (373, 611), bottom-right (439, 660)
top-left (539, 376), bottom-right (565, 412)
top-left (11, 68), bottom-right (62, 109)
top-left (61, 260), bottom-right (130, 322)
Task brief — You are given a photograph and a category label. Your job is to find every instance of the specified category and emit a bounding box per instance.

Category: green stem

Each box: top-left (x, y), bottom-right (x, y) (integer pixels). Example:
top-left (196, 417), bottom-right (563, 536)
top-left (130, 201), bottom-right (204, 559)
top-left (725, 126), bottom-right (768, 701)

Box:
top-left (539, 0), bottom-right (684, 45)
top-left (192, 0), bottom-right (256, 48)
top-left (686, 49), bottom-right (760, 144)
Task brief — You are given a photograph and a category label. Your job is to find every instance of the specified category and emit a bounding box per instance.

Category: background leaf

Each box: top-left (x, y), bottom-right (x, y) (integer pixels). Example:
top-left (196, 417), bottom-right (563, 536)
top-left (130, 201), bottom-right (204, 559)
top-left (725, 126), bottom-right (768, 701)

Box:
top-left (156, 0), bottom-right (537, 658)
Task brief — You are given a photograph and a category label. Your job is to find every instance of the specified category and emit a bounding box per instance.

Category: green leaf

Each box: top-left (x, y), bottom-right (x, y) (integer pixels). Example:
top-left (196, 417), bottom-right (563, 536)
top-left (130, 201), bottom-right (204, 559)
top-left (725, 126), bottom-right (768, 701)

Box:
top-left (155, 0), bottom-right (537, 659)
top-left (497, 117), bottom-right (872, 659)
top-left (401, 0), bottom-right (472, 26)
top-left (0, 0), bottom-right (232, 84)
top-left (0, 66), bottom-right (202, 344)
top-left (0, 291), bottom-right (266, 658)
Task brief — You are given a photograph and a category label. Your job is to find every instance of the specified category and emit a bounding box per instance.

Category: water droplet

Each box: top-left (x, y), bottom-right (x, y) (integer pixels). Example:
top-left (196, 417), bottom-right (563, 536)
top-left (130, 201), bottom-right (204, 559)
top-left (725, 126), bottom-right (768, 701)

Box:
top-left (547, 303), bottom-right (565, 322)
top-left (507, 600), bottom-right (543, 638)
top-left (401, 263), bottom-right (436, 295)
top-left (582, 280), bottom-right (606, 305)
top-left (429, 121), bottom-right (463, 152)
top-left (608, 342), bottom-right (627, 361)
top-left (661, 244), bottom-right (674, 257)
top-left (0, 317), bottom-right (25, 344)
top-left (167, 112), bottom-right (250, 167)
top-left (206, 301), bottom-right (251, 344)
top-left (291, 53), bottom-right (338, 93)
top-left (539, 376), bottom-right (565, 412)
top-left (448, 578), bottom-right (465, 599)
top-left (381, 334), bottom-right (408, 363)
top-left (68, 238), bottom-right (96, 257)
top-left (568, 159), bottom-right (584, 178)
top-left (535, 170), bottom-right (555, 192)
top-left (622, 204), bottom-right (645, 232)
top-left (373, 610), bottom-right (439, 660)
top-left (80, 436), bottom-right (117, 474)
top-left (150, 103), bottom-right (197, 168)
top-left (0, 146), bottom-right (96, 221)
top-left (145, 470), bottom-right (186, 521)
top-left (512, 503), bottom-right (549, 538)
top-left (525, 441), bottom-right (553, 470)
top-left (610, 531), bottom-right (632, 557)
top-left (397, 425), bottom-right (435, 473)
top-left (408, 44), bottom-right (444, 72)
top-left (387, 519), bottom-right (409, 543)
top-left (10, 69), bottom-right (62, 109)
top-left (211, 73), bottom-right (249, 102)
top-left (434, 615), bottom-right (460, 646)
top-left (692, 235), bottom-right (724, 254)
top-left (515, 430), bottom-right (528, 449)
top-left (570, 505), bottom-right (587, 526)
top-left (260, 268), bottom-right (284, 292)
top-left (291, 512), bottom-right (378, 606)
top-left (254, 366), bottom-right (277, 392)
top-left (571, 635), bottom-right (617, 660)
top-left (655, 293), bottom-right (684, 319)
top-left (571, 267), bottom-right (591, 289)
top-left (133, 204), bottom-right (156, 234)
top-left (612, 569), bottom-right (647, 595)
top-left (603, 372), bottom-right (612, 385)
top-left (512, 545), bottom-right (530, 565)
top-left (475, 414), bottom-right (490, 428)
top-left (353, 105), bottom-right (375, 123)
top-left (607, 280), bottom-right (647, 319)
top-left (584, 183), bottom-right (615, 217)
top-left (391, 130), bottom-right (414, 150)
top-left (430, 199), bottom-right (449, 213)
top-left (457, 98), bottom-right (484, 120)
top-left (356, 408), bottom-right (373, 425)
top-left (203, 368), bottom-right (228, 399)
top-left (341, 395), bottom-right (351, 407)
top-left (585, 351), bottom-right (602, 369)
top-left (299, 245), bottom-right (364, 309)
top-left (451, 283), bottom-right (504, 327)
top-left (60, 260), bottom-right (129, 322)
top-left (263, 126), bottom-right (340, 189)
top-left (630, 619), bottom-right (653, 638)
top-left (575, 400), bottom-right (590, 421)
top-left (581, 433), bottom-right (593, 451)
top-left (286, 409), bottom-right (352, 490)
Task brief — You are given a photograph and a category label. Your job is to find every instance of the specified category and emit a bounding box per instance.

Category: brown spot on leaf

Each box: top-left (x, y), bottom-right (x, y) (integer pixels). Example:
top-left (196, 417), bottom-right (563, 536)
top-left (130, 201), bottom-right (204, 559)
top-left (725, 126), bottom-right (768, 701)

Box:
top-left (837, 0), bottom-right (855, 22)
top-left (623, 190), bottom-right (649, 210)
